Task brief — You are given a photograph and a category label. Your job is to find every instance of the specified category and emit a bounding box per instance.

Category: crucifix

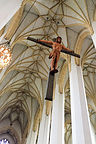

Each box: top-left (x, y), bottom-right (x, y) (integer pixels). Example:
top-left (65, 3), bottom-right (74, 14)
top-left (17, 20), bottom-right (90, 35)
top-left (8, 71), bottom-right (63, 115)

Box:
top-left (27, 36), bottom-right (80, 101)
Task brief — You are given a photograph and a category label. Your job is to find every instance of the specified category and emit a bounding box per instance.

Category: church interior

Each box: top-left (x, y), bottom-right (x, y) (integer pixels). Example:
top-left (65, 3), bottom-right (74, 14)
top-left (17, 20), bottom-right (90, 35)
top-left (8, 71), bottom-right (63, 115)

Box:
top-left (0, 0), bottom-right (96, 144)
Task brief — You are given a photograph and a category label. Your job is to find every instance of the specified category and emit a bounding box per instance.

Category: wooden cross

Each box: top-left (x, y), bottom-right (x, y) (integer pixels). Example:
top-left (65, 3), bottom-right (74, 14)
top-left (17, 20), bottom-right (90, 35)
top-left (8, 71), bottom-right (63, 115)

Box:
top-left (27, 37), bottom-right (80, 101)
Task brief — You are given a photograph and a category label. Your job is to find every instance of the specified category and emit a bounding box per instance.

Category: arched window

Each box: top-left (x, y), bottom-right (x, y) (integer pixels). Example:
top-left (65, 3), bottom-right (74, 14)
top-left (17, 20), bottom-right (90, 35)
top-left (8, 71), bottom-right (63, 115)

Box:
top-left (0, 139), bottom-right (10, 144)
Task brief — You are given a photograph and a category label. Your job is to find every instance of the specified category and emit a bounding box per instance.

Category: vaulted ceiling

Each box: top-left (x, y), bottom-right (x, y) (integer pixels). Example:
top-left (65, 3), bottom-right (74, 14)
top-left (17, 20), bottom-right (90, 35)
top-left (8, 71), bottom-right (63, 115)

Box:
top-left (0, 0), bottom-right (96, 143)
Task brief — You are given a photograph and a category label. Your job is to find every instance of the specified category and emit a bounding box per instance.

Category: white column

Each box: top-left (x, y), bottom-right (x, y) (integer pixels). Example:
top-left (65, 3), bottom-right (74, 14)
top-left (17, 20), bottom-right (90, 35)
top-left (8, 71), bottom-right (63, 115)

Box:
top-left (37, 101), bottom-right (51, 144)
top-left (91, 124), bottom-right (96, 144)
top-left (26, 122), bottom-right (38, 144)
top-left (0, 0), bottom-right (22, 30)
top-left (69, 57), bottom-right (92, 144)
top-left (50, 84), bottom-right (64, 144)
top-left (92, 22), bottom-right (96, 49)
top-left (26, 100), bottom-right (38, 144)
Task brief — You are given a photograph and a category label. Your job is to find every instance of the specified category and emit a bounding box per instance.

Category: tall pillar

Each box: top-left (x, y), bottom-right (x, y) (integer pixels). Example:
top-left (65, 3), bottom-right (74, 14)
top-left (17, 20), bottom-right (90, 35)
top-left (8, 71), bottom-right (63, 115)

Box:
top-left (37, 101), bottom-right (51, 144)
top-left (0, 0), bottom-right (22, 30)
top-left (92, 22), bottom-right (96, 49)
top-left (26, 100), bottom-right (38, 144)
top-left (69, 57), bottom-right (92, 144)
top-left (26, 122), bottom-right (38, 144)
top-left (50, 84), bottom-right (64, 144)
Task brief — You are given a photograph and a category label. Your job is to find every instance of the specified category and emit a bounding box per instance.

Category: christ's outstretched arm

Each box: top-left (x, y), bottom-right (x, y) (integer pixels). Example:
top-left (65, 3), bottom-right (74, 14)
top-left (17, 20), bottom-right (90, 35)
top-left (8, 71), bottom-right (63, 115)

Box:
top-left (62, 45), bottom-right (74, 52)
top-left (38, 39), bottom-right (53, 45)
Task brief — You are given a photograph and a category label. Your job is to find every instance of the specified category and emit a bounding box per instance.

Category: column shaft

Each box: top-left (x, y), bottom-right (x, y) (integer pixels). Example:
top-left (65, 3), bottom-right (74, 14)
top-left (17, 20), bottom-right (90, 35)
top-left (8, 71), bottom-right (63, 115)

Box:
top-left (50, 84), bottom-right (64, 144)
top-left (70, 57), bottom-right (92, 144)
top-left (92, 22), bottom-right (96, 49)
top-left (37, 101), bottom-right (51, 144)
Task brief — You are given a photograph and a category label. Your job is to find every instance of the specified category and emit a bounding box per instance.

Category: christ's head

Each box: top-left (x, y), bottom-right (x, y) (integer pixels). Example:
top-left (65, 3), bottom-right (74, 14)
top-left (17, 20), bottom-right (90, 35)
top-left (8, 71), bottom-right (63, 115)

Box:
top-left (56, 36), bottom-right (62, 44)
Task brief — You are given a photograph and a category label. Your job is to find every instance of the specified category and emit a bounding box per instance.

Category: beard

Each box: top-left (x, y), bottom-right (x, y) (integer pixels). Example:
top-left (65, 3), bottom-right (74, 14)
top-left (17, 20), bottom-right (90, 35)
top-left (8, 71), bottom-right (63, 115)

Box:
top-left (57, 41), bottom-right (61, 44)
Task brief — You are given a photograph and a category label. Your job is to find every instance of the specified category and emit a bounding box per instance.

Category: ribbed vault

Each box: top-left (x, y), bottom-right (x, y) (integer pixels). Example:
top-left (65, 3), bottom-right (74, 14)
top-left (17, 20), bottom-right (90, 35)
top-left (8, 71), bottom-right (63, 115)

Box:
top-left (0, 0), bottom-right (96, 143)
